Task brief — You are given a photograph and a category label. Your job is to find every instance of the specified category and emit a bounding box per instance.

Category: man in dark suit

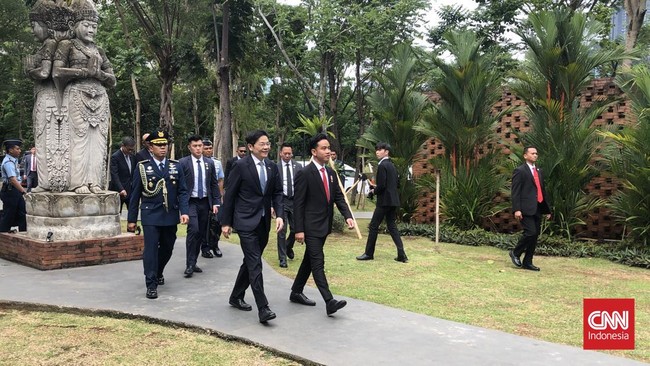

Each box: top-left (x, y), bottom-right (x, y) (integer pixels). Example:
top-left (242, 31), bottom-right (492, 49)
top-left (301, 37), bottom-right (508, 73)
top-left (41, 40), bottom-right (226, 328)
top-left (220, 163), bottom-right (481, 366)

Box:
top-left (22, 147), bottom-right (38, 192)
top-left (276, 142), bottom-right (301, 268)
top-left (109, 137), bottom-right (137, 213)
top-left (509, 146), bottom-right (551, 271)
top-left (221, 130), bottom-right (284, 323)
top-left (201, 139), bottom-right (225, 258)
top-left (179, 135), bottom-right (220, 278)
top-left (290, 133), bottom-right (355, 316)
top-left (134, 133), bottom-right (152, 163)
top-left (224, 143), bottom-right (247, 186)
top-left (356, 142), bottom-right (408, 262)
top-left (128, 131), bottom-right (189, 299)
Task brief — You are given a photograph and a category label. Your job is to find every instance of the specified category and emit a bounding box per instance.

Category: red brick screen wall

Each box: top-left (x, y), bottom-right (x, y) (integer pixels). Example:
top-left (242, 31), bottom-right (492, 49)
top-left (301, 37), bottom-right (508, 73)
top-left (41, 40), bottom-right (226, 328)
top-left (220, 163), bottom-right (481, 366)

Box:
top-left (412, 78), bottom-right (629, 240)
top-left (0, 233), bottom-right (144, 270)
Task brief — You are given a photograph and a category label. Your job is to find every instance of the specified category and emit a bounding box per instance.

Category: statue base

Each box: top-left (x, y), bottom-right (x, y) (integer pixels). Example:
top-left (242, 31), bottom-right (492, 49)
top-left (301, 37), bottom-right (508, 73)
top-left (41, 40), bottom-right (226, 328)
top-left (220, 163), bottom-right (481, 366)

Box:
top-left (24, 191), bottom-right (121, 241)
top-left (0, 232), bottom-right (143, 270)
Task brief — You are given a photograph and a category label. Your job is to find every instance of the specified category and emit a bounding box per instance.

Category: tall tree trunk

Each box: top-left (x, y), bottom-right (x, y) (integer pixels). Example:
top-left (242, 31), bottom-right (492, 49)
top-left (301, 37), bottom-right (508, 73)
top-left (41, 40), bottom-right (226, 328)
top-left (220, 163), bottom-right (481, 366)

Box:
top-left (318, 53), bottom-right (327, 120)
top-left (192, 88), bottom-right (199, 134)
top-left (622, 0), bottom-right (647, 70)
top-left (351, 49), bottom-right (366, 203)
top-left (114, 0), bottom-right (142, 149)
top-left (327, 51), bottom-right (342, 157)
top-left (219, 0), bottom-right (233, 163)
top-left (159, 69), bottom-right (175, 157)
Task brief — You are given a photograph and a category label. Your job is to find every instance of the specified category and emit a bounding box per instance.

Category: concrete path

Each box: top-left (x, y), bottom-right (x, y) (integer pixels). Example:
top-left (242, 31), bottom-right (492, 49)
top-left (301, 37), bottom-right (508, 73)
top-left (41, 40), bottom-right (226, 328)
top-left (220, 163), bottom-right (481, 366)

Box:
top-left (0, 238), bottom-right (643, 365)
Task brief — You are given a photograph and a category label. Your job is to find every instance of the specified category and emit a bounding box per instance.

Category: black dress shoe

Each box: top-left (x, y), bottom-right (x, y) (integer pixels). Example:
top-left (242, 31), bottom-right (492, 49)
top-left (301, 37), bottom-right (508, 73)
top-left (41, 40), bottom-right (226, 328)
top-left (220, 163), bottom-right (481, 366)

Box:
top-left (356, 254), bottom-right (373, 261)
top-left (287, 248), bottom-right (295, 260)
top-left (522, 264), bottom-right (541, 271)
top-left (259, 306), bottom-right (277, 323)
top-left (279, 261), bottom-right (288, 268)
top-left (290, 292), bottom-right (316, 306)
top-left (193, 265), bottom-right (203, 273)
top-left (394, 256), bottom-right (409, 263)
top-left (157, 275), bottom-right (165, 285)
top-left (213, 247), bottom-right (223, 257)
top-left (509, 250), bottom-right (522, 267)
top-left (184, 266), bottom-right (194, 278)
top-left (229, 298), bottom-right (252, 311)
top-left (201, 251), bottom-right (214, 258)
top-left (146, 288), bottom-right (158, 299)
top-left (326, 299), bottom-right (347, 315)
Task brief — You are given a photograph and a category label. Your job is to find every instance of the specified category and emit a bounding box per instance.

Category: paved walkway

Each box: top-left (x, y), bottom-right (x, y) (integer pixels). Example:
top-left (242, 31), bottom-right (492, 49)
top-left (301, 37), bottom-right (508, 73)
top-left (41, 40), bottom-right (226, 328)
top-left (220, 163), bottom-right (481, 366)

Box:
top-left (0, 238), bottom-right (644, 365)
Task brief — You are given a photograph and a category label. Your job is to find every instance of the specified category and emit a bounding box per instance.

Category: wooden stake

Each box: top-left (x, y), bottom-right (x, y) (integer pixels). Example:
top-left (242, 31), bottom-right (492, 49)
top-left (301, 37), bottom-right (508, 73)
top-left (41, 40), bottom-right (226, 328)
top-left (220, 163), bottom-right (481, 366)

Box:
top-left (329, 159), bottom-right (362, 239)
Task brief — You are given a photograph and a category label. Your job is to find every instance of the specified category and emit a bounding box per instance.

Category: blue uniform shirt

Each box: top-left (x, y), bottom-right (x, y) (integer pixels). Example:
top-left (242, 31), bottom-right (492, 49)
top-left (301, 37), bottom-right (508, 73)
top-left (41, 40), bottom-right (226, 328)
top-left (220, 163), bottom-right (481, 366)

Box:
top-left (1, 155), bottom-right (21, 184)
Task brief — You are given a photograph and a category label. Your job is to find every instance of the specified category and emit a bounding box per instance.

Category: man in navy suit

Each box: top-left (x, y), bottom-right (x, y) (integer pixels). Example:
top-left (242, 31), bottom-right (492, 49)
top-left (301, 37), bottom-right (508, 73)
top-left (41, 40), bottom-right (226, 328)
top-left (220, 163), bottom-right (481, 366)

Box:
top-left (224, 143), bottom-right (247, 186)
top-left (509, 146), bottom-right (551, 271)
top-left (356, 142), bottom-right (408, 262)
top-left (275, 142), bottom-right (301, 268)
top-left (179, 135), bottom-right (220, 278)
top-left (135, 133), bottom-right (152, 163)
top-left (221, 130), bottom-right (284, 323)
top-left (109, 137), bottom-right (137, 213)
top-left (22, 147), bottom-right (38, 192)
top-left (290, 133), bottom-right (355, 316)
top-left (128, 131), bottom-right (189, 299)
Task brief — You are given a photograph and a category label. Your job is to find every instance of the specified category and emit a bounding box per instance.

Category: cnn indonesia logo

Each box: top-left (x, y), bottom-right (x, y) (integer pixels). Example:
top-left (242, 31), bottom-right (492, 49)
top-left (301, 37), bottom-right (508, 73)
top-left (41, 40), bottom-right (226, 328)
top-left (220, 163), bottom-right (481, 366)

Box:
top-left (583, 298), bottom-right (635, 350)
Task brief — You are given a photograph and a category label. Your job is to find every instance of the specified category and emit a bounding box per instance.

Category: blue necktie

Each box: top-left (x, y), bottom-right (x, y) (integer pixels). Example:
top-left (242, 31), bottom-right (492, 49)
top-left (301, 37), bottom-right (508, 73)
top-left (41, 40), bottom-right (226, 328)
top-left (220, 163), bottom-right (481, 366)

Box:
top-left (158, 162), bottom-right (164, 171)
top-left (259, 161), bottom-right (266, 192)
top-left (197, 159), bottom-right (204, 198)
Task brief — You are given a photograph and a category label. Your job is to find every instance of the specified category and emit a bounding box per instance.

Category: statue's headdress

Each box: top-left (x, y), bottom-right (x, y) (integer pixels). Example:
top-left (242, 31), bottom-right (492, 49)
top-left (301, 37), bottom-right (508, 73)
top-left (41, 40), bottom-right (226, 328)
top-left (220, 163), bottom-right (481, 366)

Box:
top-left (29, 0), bottom-right (74, 32)
top-left (70, 0), bottom-right (99, 23)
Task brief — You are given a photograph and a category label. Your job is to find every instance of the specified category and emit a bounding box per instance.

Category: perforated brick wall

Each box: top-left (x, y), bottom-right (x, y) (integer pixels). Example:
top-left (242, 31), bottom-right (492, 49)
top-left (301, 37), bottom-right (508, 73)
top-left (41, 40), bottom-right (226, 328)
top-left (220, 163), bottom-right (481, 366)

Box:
top-left (412, 78), bottom-right (629, 239)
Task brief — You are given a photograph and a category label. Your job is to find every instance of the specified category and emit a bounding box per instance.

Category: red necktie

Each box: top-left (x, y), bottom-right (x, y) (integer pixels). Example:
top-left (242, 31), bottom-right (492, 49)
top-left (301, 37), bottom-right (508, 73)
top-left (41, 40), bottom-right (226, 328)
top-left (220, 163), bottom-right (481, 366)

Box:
top-left (533, 167), bottom-right (543, 203)
top-left (320, 167), bottom-right (330, 202)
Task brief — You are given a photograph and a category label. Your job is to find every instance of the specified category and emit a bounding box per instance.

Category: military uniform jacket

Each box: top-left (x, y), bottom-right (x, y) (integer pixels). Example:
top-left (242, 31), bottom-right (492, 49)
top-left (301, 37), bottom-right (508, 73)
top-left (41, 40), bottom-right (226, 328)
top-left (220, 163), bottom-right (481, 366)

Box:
top-left (128, 159), bottom-right (190, 226)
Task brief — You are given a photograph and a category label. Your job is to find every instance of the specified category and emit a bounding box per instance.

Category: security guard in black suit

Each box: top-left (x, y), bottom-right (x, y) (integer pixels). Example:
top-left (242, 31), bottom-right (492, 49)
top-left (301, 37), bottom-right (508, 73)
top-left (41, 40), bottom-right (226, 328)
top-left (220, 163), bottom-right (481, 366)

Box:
top-left (128, 131), bottom-right (190, 299)
top-left (0, 139), bottom-right (28, 232)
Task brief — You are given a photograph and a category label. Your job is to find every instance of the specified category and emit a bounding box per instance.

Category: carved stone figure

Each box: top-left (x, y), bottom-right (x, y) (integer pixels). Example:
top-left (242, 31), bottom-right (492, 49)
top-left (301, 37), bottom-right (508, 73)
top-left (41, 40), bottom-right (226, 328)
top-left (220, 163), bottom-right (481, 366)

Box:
top-left (23, 0), bottom-right (121, 241)
top-left (24, 0), bottom-right (74, 193)
top-left (52, 0), bottom-right (116, 194)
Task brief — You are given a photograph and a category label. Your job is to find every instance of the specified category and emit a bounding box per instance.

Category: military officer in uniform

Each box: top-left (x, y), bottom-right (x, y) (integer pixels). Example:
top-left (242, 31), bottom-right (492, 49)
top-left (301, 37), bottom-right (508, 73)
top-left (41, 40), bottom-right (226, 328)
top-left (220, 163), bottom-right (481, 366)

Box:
top-left (0, 139), bottom-right (28, 232)
top-left (128, 131), bottom-right (190, 299)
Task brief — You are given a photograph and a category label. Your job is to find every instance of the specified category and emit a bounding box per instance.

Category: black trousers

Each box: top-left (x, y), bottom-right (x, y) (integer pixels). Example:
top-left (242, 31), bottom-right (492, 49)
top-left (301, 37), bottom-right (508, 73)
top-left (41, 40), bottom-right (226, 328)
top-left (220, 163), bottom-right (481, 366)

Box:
top-left (187, 198), bottom-right (210, 267)
top-left (277, 197), bottom-right (295, 261)
top-left (26, 171), bottom-right (38, 191)
top-left (142, 225), bottom-right (177, 289)
top-left (364, 205), bottom-right (405, 257)
top-left (291, 235), bottom-right (333, 303)
top-left (230, 219), bottom-right (270, 309)
top-left (513, 206), bottom-right (542, 265)
top-left (0, 189), bottom-right (26, 232)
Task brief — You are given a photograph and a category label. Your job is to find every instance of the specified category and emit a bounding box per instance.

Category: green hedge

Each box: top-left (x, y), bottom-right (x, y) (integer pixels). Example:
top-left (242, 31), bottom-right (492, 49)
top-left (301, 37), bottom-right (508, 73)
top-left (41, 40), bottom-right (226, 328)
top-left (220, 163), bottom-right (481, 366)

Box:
top-left (397, 223), bottom-right (650, 269)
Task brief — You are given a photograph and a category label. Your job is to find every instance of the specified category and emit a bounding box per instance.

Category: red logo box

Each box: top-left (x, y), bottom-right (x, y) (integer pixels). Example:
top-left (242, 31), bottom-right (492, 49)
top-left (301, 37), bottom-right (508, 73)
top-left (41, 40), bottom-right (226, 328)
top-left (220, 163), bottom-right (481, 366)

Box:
top-left (583, 298), bottom-right (635, 350)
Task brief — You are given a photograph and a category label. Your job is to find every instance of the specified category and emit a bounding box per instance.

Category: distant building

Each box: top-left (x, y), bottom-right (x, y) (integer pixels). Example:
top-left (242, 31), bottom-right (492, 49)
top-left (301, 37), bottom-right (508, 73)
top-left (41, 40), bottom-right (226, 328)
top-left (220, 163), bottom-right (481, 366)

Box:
top-left (609, 1), bottom-right (650, 41)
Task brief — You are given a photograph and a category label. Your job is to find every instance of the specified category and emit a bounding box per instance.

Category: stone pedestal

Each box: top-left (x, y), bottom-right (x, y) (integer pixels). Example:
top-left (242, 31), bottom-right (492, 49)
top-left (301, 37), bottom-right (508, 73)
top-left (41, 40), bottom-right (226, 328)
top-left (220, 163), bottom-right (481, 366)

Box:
top-left (24, 191), bottom-right (121, 241)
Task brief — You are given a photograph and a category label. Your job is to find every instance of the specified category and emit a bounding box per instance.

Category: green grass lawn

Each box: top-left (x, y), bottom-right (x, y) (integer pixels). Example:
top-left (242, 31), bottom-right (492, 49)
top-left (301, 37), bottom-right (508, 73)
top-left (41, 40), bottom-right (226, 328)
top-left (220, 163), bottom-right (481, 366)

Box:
top-left (261, 218), bottom-right (649, 363)
top-left (0, 308), bottom-right (299, 366)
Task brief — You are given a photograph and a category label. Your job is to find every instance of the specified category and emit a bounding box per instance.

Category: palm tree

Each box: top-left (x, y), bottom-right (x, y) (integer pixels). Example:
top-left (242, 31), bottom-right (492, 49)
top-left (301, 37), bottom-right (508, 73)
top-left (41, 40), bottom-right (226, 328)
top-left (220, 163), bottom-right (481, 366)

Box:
top-left (510, 9), bottom-right (627, 238)
top-left (601, 67), bottom-right (650, 245)
top-left (359, 44), bottom-right (429, 221)
top-left (416, 30), bottom-right (508, 229)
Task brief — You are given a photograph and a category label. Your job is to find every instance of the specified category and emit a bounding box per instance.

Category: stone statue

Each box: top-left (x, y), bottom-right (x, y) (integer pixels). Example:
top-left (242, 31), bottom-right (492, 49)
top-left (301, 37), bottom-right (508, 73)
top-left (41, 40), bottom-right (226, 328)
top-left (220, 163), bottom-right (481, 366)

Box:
top-left (52, 0), bottom-right (116, 194)
top-left (24, 0), bottom-right (74, 193)
top-left (23, 0), bottom-right (121, 241)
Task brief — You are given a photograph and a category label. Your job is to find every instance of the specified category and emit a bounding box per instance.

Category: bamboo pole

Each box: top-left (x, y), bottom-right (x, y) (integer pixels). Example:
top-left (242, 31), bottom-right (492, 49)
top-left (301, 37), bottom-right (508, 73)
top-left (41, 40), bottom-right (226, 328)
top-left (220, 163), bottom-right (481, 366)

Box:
top-left (435, 169), bottom-right (440, 244)
top-left (329, 159), bottom-right (362, 239)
